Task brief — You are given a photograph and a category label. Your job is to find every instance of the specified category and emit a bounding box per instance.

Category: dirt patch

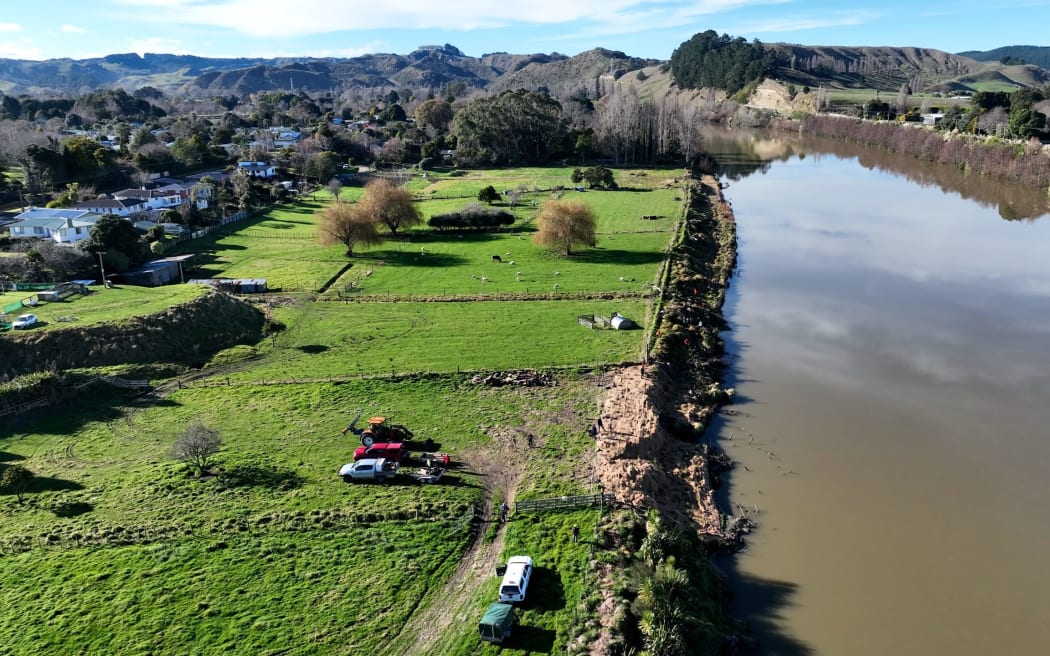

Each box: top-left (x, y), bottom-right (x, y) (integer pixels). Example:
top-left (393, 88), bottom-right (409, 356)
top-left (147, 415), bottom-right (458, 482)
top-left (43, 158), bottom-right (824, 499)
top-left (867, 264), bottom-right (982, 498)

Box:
top-left (593, 365), bottom-right (720, 534)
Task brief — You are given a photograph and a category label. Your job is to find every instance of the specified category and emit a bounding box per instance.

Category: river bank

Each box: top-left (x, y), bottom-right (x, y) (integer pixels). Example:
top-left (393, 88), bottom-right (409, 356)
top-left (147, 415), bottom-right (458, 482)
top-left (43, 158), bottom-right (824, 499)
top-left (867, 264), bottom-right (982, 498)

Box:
top-left (594, 173), bottom-right (739, 536)
top-left (584, 173), bottom-right (748, 653)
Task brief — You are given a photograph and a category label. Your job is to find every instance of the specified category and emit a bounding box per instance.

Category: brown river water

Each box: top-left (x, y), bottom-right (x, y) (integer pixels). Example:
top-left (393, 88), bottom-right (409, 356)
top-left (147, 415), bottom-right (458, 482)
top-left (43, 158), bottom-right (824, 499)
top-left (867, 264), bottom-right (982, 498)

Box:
top-left (702, 127), bottom-right (1050, 655)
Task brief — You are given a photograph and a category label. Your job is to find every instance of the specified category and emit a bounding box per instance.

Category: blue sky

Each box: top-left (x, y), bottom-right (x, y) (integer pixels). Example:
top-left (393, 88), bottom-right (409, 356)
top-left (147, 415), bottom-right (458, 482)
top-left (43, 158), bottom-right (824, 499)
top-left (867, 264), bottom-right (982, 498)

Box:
top-left (0, 0), bottom-right (1045, 61)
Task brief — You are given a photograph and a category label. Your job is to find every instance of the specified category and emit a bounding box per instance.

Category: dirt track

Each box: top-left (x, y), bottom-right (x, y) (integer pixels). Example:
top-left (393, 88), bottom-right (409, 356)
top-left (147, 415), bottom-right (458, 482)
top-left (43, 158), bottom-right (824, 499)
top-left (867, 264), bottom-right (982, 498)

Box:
top-left (397, 436), bottom-right (523, 655)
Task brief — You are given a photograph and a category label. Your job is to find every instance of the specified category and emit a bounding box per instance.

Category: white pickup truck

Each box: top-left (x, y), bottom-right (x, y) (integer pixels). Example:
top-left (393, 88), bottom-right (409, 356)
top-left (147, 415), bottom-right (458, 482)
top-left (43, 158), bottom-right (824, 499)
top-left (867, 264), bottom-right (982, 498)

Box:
top-left (338, 457), bottom-right (400, 483)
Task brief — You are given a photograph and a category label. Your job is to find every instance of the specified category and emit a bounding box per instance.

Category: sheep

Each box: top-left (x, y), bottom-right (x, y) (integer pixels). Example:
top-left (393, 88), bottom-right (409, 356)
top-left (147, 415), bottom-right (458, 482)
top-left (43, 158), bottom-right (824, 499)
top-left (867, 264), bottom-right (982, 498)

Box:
top-left (508, 261), bottom-right (515, 266)
top-left (481, 277), bottom-right (488, 282)
top-left (553, 283), bottom-right (560, 290)
top-left (554, 271), bottom-right (560, 277)
top-left (619, 276), bottom-right (625, 282)
top-left (516, 271), bottom-right (522, 276)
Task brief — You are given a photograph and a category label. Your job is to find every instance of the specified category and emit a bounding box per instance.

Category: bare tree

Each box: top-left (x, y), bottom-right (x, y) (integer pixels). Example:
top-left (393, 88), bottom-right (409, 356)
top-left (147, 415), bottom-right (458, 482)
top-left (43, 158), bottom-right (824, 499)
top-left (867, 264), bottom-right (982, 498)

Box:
top-left (318, 200), bottom-right (383, 256)
top-left (533, 199), bottom-right (597, 256)
top-left (356, 178), bottom-right (422, 236)
top-left (326, 178), bottom-right (344, 200)
top-left (172, 421), bottom-right (222, 476)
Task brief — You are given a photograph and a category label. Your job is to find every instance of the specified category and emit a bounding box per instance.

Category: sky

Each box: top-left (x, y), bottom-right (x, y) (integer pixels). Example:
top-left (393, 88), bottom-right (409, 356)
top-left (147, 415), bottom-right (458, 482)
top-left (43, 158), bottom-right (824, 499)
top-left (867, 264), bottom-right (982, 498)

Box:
top-left (0, 0), bottom-right (1045, 62)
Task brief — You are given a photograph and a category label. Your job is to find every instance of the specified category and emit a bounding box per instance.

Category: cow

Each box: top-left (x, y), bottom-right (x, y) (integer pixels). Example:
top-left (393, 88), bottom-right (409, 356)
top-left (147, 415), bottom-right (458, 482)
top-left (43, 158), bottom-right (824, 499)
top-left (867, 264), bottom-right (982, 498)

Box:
top-left (492, 255), bottom-right (502, 263)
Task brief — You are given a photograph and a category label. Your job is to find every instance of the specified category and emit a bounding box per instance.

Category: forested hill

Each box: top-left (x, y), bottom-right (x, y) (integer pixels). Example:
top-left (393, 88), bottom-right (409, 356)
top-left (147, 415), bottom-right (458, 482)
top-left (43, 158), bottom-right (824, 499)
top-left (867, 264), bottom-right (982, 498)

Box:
top-left (957, 46), bottom-right (1050, 69)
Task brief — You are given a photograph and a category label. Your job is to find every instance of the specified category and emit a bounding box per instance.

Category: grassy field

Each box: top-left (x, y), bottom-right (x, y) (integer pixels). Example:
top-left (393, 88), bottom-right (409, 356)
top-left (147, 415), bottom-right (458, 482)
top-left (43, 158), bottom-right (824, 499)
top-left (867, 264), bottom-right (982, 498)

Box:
top-left (234, 299), bottom-right (647, 382)
top-left (0, 285), bottom-right (205, 330)
top-left (0, 164), bottom-right (685, 655)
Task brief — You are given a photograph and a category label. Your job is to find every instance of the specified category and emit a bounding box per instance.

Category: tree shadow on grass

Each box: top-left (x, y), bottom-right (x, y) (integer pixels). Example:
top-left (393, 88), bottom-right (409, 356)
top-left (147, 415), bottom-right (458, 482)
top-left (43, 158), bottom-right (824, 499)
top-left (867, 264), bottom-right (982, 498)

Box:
top-left (358, 250), bottom-right (468, 268)
top-left (298, 345), bottom-right (329, 354)
top-left (50, 500), bottom-right (93, 517)
top-left (572, 248), bottom-right (665, 266)
top-left (507, 624), bottom-right (556, 654)
top-left (520, 565), bottom-right (566, 612)
top-left (217, 463), bottom-right (304, 491)
top-left (0, 451), bottom-right (25, 463)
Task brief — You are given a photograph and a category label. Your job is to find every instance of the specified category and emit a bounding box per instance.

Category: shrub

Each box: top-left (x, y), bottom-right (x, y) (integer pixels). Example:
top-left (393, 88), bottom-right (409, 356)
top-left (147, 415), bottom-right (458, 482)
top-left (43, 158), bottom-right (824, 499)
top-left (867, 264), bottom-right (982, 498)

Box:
top-left (428, 202), bottom-right (515, 231)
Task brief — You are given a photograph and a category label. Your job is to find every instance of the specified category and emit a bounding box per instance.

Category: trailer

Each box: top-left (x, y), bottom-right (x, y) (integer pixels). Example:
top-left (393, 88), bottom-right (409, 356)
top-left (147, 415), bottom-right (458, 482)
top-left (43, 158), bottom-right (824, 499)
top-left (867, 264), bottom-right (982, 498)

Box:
top-left (409, 466), bottom-right (446, 484)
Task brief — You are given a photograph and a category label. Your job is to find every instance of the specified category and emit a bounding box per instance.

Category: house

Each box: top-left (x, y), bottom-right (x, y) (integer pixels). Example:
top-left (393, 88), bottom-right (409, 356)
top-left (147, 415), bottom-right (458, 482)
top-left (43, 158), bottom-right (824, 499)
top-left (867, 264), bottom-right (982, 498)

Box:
top-left (5, 208), bottom-right (101, 244)
top-left (69, 197), bottom-right (149, 218)
top-left (238, 161), bottom-right (277, 178)
top-left (922, 113), bottom-right (945, 126)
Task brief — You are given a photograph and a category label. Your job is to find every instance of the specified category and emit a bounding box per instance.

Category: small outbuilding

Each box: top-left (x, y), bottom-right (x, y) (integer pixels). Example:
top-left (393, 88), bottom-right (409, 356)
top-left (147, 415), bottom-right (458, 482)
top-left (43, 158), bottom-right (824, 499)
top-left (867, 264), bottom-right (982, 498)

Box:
top-left (610, 313), bottom-right (635, 330)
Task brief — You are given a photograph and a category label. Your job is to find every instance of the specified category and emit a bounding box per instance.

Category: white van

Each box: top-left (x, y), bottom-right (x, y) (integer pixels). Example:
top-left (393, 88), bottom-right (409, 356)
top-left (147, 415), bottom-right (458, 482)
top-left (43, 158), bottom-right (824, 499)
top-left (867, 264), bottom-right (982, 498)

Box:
top-left (498, 555), bottom-right (533, 603)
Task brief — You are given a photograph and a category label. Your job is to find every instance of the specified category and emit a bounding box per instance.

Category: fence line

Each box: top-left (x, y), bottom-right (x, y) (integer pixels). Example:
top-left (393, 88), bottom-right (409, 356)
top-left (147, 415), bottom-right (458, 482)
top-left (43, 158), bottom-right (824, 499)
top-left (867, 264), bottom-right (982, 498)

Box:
top-left (515, 493), bottom-right (615, 514)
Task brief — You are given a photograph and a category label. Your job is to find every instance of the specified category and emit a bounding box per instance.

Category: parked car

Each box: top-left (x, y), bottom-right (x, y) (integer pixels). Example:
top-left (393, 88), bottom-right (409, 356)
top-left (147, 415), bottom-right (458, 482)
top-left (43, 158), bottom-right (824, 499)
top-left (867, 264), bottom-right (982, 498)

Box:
top-left (497, 556), bottom-right (534, 603)
top-left (352, 442), bottom-right (408, 462)
top-left (12, 314), bottom-right (37, 329)
top-left (337, 458), bottom-right (400, 483)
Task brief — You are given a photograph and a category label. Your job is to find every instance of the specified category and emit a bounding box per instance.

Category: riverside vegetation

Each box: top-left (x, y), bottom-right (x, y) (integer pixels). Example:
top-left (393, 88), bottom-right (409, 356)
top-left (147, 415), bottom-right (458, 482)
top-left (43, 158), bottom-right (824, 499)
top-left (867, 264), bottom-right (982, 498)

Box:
top-left (0, 164), bottom-right (743, 655)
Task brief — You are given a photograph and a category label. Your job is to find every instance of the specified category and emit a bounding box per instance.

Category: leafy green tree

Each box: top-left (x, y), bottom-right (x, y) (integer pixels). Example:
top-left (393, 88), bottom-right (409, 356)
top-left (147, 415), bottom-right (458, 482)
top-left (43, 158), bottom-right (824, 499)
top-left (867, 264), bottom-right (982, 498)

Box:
top-left (453, 90), bottom-right (568, 166)
top-left (670, 30), bottom-right (778, 93)
top-left (477, 185), bottom-right (500, 204)
top-left (414, 98), bottom-right (454, 131)
top-left (1, 465), bottom-right (34, 502)
top-left (169, 135), bottom-right (211, 169)
top-left (304, 151), bottom-right (341, 183)
top-left (533, 199), bottom-right (597, 255)
top-left (80, 215), bottom-right (142, 263)
top-left (572, 166), bottom-right (616, 188)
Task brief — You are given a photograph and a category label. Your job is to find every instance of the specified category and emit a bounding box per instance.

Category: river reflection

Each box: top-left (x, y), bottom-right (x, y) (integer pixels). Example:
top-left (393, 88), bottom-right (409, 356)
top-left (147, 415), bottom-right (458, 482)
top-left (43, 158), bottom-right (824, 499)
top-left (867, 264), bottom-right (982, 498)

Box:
top-left (705, 127), bottom-right (1050, 655)
top-left (704, 125), bottom-right (1050, 221)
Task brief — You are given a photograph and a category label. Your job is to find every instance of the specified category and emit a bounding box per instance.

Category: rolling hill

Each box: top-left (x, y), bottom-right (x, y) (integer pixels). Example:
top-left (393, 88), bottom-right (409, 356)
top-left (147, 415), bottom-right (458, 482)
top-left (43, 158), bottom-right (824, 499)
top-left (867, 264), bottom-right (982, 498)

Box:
top-left (0, 42), bottom-right (1045, 100)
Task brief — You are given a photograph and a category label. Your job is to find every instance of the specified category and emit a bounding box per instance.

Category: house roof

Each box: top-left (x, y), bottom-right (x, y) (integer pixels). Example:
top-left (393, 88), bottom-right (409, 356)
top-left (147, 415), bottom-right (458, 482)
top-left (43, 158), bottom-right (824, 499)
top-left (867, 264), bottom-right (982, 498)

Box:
top-left (70, 198), bottom-right (147, 212)
top-left (14, 208), bottom-right (98, 222)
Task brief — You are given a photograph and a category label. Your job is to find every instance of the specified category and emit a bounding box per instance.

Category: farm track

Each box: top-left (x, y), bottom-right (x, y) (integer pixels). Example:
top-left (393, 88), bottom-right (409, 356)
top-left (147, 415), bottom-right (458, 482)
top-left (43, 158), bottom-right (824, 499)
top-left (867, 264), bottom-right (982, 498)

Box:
top-left (394, 438), bottom-right (524, 655)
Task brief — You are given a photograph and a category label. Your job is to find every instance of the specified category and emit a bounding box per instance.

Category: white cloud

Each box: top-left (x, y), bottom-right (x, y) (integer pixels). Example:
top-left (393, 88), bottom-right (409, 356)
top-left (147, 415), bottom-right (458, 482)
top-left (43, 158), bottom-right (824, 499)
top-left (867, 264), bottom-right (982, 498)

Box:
top-left (0, 23), bottom-right (23, 33)
top-left (112, 0), bottom-right (787, 39)
top-left (730, 11), bottom-right (876, 36)
top-left (0, 39), bottom-right (45, 60)
top-left (127, 37), bottom-right (190, 55)
top-left (61, 24), bottom-right (89, 34)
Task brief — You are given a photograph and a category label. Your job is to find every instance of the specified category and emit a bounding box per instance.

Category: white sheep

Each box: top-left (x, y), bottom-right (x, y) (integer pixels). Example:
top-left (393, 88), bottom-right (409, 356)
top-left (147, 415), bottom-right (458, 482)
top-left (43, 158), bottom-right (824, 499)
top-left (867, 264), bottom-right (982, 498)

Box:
top-left (619, 276), bottom-right (625, 282)
top-left (553, 283), bottom-right (560, 290)
top-left (481, 276), bottom-right (488, 282)
top-left (554, 271), bottom-right (560, 277)
top-left (516, 271), bottom-right (522, 276)
top-left (471, 274), bottom-right (477, 279)
top-left (505, 252), bottom-right (511, 255)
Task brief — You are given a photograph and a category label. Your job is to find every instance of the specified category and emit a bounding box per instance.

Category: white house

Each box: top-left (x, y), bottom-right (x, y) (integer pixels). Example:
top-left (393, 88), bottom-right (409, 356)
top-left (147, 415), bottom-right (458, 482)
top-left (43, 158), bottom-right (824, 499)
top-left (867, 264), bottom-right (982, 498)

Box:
top-left (69, 197), bottom-right (148, 217)
top-left (238, 161), bottom-right (277, 178)
top-left (6, 208), bottom-right (101, 244)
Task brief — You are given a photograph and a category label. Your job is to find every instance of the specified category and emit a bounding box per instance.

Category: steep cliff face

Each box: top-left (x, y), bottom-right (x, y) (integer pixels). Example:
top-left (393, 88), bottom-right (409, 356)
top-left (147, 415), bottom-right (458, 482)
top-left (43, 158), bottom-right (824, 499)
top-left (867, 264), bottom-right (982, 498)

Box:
top-left (0, 292), bottom-right (265, 377)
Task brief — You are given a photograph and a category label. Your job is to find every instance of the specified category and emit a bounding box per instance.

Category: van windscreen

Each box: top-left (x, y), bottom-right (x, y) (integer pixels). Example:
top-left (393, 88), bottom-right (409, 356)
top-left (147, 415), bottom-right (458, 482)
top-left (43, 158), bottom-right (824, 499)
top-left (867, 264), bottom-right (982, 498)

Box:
top-left (500, 586), bottom-right (520, 596)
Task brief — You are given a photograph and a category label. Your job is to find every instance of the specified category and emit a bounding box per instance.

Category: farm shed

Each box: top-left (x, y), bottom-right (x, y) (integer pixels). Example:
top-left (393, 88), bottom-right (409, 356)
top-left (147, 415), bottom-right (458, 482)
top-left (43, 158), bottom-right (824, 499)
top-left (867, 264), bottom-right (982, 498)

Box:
top-left (122, 255), bottom-right (194, 287)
